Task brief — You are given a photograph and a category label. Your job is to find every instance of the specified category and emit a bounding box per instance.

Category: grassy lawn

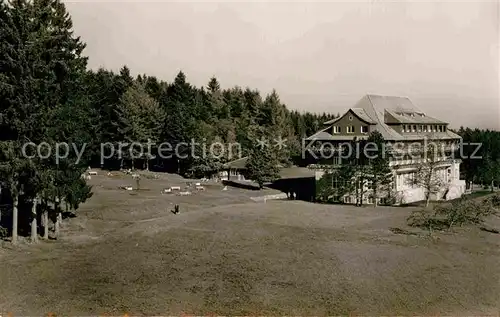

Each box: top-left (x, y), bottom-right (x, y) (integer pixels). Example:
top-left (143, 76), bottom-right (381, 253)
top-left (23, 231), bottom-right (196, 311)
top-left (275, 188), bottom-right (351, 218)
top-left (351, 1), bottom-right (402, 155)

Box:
top-left (1, 172), bottom-right (499, 315)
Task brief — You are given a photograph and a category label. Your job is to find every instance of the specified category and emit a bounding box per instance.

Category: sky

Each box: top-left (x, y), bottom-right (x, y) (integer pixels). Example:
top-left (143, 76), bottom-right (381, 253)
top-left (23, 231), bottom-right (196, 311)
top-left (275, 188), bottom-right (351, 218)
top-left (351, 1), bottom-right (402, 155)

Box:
top-left (65, 0), bottom-right (499, 129)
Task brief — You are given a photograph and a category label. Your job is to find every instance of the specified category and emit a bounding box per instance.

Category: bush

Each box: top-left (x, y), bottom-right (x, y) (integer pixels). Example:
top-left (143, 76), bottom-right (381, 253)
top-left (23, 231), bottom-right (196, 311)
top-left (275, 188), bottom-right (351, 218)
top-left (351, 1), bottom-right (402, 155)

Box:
top-left (407, 195), bottom-right (498, 231)
top-left (0, 226), bottom-right (8, 239)
top-left (484, 194), bottom-right (500, 207)
top-left (315, 173), bottom-right (336, 203)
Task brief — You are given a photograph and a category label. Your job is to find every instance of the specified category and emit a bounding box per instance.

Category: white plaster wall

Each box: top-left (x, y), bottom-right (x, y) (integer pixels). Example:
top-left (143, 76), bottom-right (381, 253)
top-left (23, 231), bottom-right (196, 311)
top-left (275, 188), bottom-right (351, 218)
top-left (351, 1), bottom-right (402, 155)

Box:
top-left (315, 170), bottom-right (325, 181)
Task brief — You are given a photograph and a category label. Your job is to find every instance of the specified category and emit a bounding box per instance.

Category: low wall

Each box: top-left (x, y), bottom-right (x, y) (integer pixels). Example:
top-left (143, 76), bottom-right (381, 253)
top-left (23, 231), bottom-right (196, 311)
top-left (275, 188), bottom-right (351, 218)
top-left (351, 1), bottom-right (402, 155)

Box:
top-left (222, 180), bottom-right (260, 190)
top-left (250, 193), bottom-right (288, 202)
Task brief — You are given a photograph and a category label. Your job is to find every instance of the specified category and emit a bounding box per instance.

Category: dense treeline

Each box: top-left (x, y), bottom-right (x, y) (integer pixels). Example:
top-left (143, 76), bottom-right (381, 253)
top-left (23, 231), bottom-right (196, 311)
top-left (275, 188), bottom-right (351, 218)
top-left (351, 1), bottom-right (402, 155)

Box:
top-left (0, 0), bottom-right (337, 243)
top-left (84, 68), bottom-right (338, 175)
top-left (457, 128), bottom-right (500, 190)
top-left (1, 0), bottom-right (497, 244)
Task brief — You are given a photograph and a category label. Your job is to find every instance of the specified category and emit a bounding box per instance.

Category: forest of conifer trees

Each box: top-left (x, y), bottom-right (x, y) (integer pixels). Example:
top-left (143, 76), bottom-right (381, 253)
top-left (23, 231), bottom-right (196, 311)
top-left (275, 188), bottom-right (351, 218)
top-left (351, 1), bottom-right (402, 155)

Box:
top-left (0, 0), bottom-right (338, 243)
top-left (1, 0), bottom-right (499, 244)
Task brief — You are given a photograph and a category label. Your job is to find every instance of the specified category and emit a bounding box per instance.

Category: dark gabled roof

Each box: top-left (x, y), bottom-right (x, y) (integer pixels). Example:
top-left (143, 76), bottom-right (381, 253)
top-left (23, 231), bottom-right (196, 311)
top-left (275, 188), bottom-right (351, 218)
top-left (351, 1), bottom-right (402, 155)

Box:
top-left (367, 94), bottom-right (422, 114)
top-left (356, 95), bottom-right (404, 140)
top-left (351, 108), bottom-right (376, 124)
top-left (279, 167), bottom-right (315, 179)
top-left (305, 128), bottom-right (336, 141)
top-left (223, 157), bottom-right (248, 169)
top-left (324, 108), bottom-right (376, 125)
top-left (307, 94), bottom-right (460, 142)
top-left (384, 109), bottom-right (445, 124)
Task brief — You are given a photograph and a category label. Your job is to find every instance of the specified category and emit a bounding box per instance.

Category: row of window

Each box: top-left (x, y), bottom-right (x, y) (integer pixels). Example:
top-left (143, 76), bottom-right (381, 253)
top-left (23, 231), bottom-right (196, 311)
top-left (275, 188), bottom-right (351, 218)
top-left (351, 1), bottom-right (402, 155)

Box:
top-left (403, 124), bottom-right (446, 133)
top-left (333, 126), bottom-right (369, 134)
top-left (344, 196), bottom-right (375, 204)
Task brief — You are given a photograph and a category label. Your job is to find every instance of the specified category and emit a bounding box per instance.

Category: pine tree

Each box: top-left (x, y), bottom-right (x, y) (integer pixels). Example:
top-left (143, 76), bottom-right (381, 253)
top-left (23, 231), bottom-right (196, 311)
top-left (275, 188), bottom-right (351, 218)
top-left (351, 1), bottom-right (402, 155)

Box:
top-left (1, 0), bottom-right (94, 242)
top-left (365, 131), bottom-right (393, 207)
top-left (116, 83), bottom-right (165, 169)
top-left (479, 155), bottom-right (499, 192)
top-left (259, 90), bottom-right (293, 165)
top-left (245, 135), bottom-right (281, 189)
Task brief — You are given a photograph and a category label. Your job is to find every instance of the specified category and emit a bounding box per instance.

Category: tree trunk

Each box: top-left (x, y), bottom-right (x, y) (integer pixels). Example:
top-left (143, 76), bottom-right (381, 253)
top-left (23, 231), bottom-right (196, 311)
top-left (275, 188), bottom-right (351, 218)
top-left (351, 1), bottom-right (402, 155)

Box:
top-left (360, 179), bottom-right (364, 207)
top-left (54, 215), bottom-right (60, 238)
top-left (145, 159), bottom-right (149, 171)
top-left (355, 178), bottom-right (359, 206)
top-left (31, 197), bottom-right (38, 243)
top-left (425, 193), bottom-right (431, 208)
top-left (54, 198), bottom-right (61, 239)
top-left (12, 192), bottom-right (19, 244)
top-left (43, 208), bottom-right (49, 239)
top-left (120, 158), bottom-right (124, 170)
top-left (374, 186), bottom-right (378, 207)
top-left (491, 180), bottom-right (494, 192)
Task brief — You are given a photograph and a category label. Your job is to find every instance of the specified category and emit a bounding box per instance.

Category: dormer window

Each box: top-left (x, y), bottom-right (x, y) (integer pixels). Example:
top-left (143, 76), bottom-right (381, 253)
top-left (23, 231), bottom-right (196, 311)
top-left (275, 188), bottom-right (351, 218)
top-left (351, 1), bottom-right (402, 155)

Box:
top-left (420, 113), bottom-right (425, 117)
top-left (347, 126), bottom-right (355, 133)
top-left (361, 126), bottom-right (368, 134)
top-left (411, 125), bottom-right (416, 132)
top-left (333, 126), bottom-right (340, 134)
top-left (438, 125), bottom-right (443, 132)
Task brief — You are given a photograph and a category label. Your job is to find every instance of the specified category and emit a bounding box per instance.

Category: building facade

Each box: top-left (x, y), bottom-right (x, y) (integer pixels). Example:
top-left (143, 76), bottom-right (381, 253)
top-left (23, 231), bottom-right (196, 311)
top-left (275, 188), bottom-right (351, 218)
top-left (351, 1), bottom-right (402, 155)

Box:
top-left (218, 157), bottom-right (248, 181)
top-left (306, 94), bottom-right (466, 205)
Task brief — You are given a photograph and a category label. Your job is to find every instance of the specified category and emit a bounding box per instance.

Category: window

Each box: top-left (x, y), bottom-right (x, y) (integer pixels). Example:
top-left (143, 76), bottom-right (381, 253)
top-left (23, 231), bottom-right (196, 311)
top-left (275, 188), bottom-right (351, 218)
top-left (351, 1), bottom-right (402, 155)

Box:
top-left (427, 125), bottom-right (431, 132)
top-left (443, 125), bottom-right (446, 132)
top-left (345, 196), bottom-right (351, 204)
top-left (368, 197), bottom-right (374, 204)
top-left (423, 125), bottom-right (427, 132)
top-left (361, 126), bottom-right (368, 134)
top-left (333, 126), bottom-right (340, 134)
top-left (438, 125), bottom-right (443, 132)
top-left (433, 125), bottom-right (437, 132)
top-left (347, 126), bottom-right (355, 133)
top-left (412, 125), bottom-right (416, 132)
top-left (417, 125), bottom-right (422, 132)
top-left (348, 115), bottom-right (353, 121)
top-left (403, 125), bottom-right (408, 132)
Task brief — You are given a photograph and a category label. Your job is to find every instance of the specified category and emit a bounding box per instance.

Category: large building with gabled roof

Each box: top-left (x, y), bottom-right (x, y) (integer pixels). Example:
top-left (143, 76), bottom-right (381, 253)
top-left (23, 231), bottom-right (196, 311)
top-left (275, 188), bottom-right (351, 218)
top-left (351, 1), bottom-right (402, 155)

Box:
top-left (305, 94), bottom-right (466, 205)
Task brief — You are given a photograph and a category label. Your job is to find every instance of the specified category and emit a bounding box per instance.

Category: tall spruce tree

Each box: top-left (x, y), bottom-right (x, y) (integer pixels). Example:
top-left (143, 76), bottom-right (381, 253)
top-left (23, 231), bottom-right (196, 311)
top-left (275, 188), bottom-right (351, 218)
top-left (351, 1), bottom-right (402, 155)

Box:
top-left (115, 82), bottom-right (165, 169)
top-left (365, 131), bottom-right (393, 207)
top-left (1, 0), bottom-right (93, 242)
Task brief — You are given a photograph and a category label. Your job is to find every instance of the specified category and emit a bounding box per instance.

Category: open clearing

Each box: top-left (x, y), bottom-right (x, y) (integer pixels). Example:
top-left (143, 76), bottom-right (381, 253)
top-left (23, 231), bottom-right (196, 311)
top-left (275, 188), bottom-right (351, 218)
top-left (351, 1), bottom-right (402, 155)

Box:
top-left (1, 173), bottom-right (499, 315)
